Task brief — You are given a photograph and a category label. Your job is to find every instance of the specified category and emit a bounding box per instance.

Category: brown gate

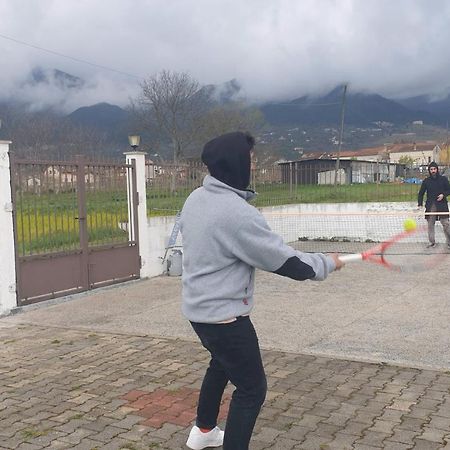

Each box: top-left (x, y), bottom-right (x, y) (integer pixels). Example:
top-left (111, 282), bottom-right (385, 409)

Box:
top-left (11, 156), bottom-right (140, 306)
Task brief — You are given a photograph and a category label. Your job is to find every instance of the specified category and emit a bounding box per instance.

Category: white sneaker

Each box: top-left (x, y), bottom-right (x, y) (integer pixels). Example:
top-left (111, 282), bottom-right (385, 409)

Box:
top-left (186, 425), bottom-right (224, 449)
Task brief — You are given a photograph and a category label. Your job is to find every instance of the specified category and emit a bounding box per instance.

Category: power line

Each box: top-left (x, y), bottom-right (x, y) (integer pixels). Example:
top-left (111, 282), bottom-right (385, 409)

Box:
top-left (270, 101), bottom-right (341, 107)
top-left (0, 32), bottom-right (144, 80)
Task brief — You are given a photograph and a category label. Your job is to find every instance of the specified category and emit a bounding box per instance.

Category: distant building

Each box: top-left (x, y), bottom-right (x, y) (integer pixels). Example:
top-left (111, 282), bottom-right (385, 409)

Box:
top-left (300, 141), bottom-right (442, 166)
top-left (278, 159), bottom-right (403, 185)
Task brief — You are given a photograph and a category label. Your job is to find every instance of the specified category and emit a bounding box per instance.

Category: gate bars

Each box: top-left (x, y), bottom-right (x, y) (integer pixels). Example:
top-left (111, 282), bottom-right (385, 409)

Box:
top-left (10, 155), bottom-right (140, 304)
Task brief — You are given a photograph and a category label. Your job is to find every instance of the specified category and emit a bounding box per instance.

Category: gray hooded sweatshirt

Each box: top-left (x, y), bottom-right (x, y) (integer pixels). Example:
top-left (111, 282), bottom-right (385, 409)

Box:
top-left (180, 175), bottom-right (336, 323)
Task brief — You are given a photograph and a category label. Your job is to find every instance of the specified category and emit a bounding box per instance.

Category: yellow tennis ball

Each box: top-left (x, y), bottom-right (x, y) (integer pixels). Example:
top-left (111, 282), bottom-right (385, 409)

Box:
top-left (403, 218), bottom-right (417, 232)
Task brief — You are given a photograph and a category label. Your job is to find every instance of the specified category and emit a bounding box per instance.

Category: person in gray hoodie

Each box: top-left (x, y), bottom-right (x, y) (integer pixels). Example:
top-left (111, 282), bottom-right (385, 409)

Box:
top-left (181, 131), bottom-right (344, 450)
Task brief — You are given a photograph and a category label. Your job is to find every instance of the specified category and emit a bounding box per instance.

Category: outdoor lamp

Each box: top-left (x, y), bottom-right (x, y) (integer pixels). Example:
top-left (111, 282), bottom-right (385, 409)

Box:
top-left (128, 135), bottom-right (140, 149)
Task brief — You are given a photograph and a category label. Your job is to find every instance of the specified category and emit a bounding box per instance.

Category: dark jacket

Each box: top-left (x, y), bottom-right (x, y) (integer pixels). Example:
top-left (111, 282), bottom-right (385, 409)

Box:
top-left (418, 164), bottom-right (450, 218)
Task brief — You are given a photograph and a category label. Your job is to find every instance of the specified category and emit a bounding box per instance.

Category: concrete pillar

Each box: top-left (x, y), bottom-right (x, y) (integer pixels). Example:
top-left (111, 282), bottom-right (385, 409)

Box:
top-left (0, 141), bottom-right (17, 315)
top-left (125, 151), bottom-right (151, 278)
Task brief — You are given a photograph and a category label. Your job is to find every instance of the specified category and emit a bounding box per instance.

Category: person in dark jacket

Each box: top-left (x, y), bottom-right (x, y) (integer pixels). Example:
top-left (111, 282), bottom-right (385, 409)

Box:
top-left (181, 131), bottom-right (344, 450)
top-left (417, 161), bottom-right (450, 248)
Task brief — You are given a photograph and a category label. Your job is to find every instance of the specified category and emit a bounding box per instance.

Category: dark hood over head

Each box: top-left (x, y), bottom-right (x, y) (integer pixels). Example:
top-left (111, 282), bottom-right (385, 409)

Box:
top-left (201, 131), bottom-right (255, 190)
top-left (428, 161), bottom-right (439, 175)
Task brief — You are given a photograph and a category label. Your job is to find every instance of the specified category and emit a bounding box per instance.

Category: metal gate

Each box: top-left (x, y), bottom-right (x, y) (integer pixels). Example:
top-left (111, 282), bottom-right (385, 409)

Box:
top-left (11, 155), bottom-right (140, 306)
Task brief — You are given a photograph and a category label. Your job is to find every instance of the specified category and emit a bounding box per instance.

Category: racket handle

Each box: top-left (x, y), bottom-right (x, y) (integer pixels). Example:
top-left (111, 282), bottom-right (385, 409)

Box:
top-left (338, 253), bottom-right (363, 263)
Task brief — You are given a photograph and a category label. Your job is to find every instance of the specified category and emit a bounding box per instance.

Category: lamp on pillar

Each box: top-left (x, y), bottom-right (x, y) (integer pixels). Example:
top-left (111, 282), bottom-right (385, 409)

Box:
top-left (128, 135), bottom-right (140, 150)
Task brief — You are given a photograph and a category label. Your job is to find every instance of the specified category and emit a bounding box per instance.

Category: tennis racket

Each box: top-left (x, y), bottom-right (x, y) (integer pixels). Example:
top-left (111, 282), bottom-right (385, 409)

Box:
top-left (338, 225), bottom-right (449, 272)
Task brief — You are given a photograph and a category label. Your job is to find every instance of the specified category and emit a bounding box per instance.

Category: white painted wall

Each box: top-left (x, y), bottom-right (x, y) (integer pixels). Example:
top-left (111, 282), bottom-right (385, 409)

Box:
top-left (261, 202), bottom-right (419, 243)
top-left (389, 150), bottom-right (433, 165)
top-left (0, 141), bottom-right (17, 316)
top-left (125, 152), bottom-right (152, 279)
top-left (144, 201), bottom-right (420, 277)
top-left (146, 215), bottom-right (182, 277)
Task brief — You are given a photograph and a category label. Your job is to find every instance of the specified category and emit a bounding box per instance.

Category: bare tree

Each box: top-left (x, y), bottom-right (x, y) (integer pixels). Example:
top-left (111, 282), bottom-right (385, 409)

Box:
top-left (127, 99), bottom-right (165, 158)
top-left (5, 108), bottom-right (58, 159)
top-left (136, 70), bottom-right (210, 163)
top-left (57, 120), bottom-right (110, 159)
top-left (1, 103), bottom-right (111, 160)
top-left (192, 102), bottom-right (264, 156)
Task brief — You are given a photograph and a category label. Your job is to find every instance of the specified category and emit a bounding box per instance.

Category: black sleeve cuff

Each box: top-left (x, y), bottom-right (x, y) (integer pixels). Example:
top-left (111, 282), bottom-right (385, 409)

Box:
top-left (273, 256), bottom-right (316, 281)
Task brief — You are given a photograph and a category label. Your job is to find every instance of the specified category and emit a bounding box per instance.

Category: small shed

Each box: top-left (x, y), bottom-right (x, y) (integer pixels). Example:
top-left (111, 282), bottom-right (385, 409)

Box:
top-left (278, 159), bottom-right (404, 185)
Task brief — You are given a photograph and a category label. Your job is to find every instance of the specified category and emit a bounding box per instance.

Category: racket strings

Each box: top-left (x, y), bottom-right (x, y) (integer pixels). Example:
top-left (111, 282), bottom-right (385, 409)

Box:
top-left (382, 227), bottom-right (449, 271)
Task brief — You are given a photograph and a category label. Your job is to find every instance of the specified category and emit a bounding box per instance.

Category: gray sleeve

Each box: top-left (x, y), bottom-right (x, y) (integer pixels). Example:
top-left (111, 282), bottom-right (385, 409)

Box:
top-left (230, 211), bottom-right (335, 280)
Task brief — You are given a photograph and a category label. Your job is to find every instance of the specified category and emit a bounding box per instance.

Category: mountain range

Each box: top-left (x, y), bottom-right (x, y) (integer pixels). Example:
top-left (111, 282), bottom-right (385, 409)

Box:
top-left (260, 86), bottom-right (448, 127)
top-left (21, 68), bottom-right (450, 128)
top-left (66, 86), bottom-right (450, 133)
top-left (68, 102), bottom-right (129, 132)
top-left (1, 68), bottom-right (449, 155)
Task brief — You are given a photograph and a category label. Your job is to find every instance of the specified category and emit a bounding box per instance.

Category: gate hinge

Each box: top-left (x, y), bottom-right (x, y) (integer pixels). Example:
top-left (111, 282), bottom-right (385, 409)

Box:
top-left (139, 256), bottom-right (142, 268)
top-left (4, 202), bottom-right (13, 212)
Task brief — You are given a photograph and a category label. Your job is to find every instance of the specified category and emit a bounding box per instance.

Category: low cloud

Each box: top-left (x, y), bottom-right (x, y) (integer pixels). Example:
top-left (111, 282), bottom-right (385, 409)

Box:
top-left (1, 0), bottom-right (450, 112)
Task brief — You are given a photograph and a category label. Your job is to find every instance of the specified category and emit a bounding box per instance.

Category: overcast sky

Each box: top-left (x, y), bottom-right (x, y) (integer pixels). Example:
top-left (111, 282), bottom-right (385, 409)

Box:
top-left (1, 0), bottom-right (450, 112)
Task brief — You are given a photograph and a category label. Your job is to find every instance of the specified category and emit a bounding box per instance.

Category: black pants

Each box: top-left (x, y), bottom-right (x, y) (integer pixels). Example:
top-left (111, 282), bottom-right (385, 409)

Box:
top-left (190, 316), bottom-right (267, 450)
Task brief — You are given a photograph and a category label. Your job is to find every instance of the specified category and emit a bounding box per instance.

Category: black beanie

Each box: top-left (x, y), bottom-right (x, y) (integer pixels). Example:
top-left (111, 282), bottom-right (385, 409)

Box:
top-left (201, 131), bottom-right (255, 190)
top-left (428, 161), bottom-right (439, 174)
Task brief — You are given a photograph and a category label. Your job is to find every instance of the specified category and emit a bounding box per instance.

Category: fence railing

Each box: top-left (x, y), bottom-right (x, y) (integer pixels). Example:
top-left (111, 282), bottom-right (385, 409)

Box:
top-left (11, 157), bottom-right (132, 256)
top-left (145, 160), bottom-right (447, 214)
top-left (145, 161), bottom-right (208, 215)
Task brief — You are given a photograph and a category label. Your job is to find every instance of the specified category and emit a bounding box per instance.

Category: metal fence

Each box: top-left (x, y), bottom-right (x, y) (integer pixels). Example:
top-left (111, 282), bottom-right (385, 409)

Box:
top-left (145, 161), bottom-right (208, 215)
top-left (11, 157), bottom-right (132, 257)
top-left (10, 155), bottom-right (140, 304)
top-left (144, 160), bottom-right (447, 214)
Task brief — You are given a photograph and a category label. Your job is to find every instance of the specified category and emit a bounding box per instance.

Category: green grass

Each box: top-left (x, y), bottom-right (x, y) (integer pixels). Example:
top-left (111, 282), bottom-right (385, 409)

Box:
top-left (21, 428), bottom-right (49, 440)
top-left (15, 182), bottom-right (419, 254)
top-left (254, 182), bottom-right (418, 207)
top-left (145, 182), bottom-right (419, 215)
top-left (15, 190), bottom-right (130, 255)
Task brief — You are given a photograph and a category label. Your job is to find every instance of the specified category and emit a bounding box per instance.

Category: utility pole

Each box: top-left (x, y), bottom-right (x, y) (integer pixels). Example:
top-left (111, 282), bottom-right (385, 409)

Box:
top-left (334, 84), bottom-right (347, 187)
top-left (446, 120), bottom-right (449, 166)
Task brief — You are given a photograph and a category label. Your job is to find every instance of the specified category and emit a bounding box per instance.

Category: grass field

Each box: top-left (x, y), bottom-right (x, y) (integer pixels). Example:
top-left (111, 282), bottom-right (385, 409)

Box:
top-left (146, 182), bottom-right (419, 213)
top-left (14, 182), bottom-right (419, 255)
top-left (15, 190), bottom-right (129, 255)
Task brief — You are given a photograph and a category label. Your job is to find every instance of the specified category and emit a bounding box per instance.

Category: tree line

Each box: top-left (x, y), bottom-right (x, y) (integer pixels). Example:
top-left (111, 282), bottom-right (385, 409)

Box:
top-left (0, 70), bottom-right (269, 162)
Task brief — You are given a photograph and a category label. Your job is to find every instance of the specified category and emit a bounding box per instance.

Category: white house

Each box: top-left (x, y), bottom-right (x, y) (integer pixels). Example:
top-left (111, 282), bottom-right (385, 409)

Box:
top-left (318, 141), bottom-right (442, 166)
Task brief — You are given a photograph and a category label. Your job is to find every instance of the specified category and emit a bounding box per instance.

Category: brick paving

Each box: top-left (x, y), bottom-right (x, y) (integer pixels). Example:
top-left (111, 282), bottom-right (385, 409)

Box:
top-left (1, 324), bottom-right (450, 449)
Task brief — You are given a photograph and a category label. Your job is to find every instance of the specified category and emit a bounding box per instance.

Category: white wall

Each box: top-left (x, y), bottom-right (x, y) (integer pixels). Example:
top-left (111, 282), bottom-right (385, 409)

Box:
top-left (146, 215), bottom-right (182, 276)
top-left (0, 142), bottom-right (17, 316)
top-left (389, 150), bottom-right (433, 165)
top-left (144, 201), bottom-right (420, 277)
top-left (317, 169), bottom-right (345, 185)
top-left (261, 202), bottom-right (419, 244)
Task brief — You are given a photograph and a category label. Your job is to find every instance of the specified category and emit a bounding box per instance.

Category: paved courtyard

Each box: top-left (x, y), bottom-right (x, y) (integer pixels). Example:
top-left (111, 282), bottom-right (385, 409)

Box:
top-left (1, 323), bottom-right (450, 449)
top-left (1, 262), bottom-right (450, 449)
